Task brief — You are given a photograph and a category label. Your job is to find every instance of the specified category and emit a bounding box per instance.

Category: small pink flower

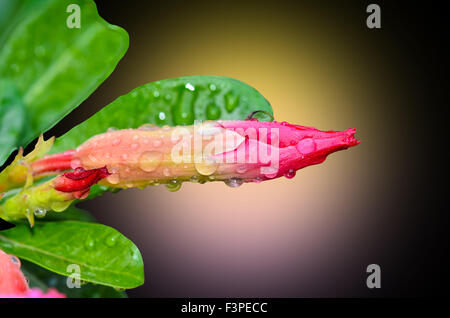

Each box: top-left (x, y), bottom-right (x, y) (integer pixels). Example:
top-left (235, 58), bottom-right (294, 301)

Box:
top-left (0, 249), bottom-right (65, 298)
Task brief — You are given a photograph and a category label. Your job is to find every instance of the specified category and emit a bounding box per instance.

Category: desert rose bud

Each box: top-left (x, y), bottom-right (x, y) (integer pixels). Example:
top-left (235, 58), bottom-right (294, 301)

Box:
top-left (59, 119), bottom-right (360, 191)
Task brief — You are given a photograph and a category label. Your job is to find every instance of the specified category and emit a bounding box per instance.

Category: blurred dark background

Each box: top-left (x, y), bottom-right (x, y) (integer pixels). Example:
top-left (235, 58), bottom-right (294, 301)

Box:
top-left (9, 0), bottom-right (446, 297)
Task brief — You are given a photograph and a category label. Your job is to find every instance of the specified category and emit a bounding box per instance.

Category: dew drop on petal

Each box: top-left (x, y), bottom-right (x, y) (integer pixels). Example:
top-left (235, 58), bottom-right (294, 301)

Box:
top-left (10, 255), bottom-right (20, 267)
top-left (285, 168), bottom-right (296, 179)
top-left (112, 138), bottom-right (121, 146)
top-left (165, 180), bottom-right (181, 192)
top-left (225, 177), bottom-right (243, 188)
top-left (139, 151), bottom-right (163, 172)
top-left (194, 157), bottom-right (218, 176)
top-left (296, 138), bottom-right (316, 154)
top-left (70, 158), bottom-right (82, 169)
top-left (163, 167), bottom-right (171, 177)
top-left (33, 208), bottom-right (47, 218)
top-left (138, 123), bottom-right (158, 131)
top-left (253, 177), bottom-right (263, 183)
top-left (152, 139), bottom-right (163, 148)
top-left (236, 165), bottom-right (247, 174)
top-left (107, 174), bottom-right (120, 184)
top-left (131, 143), bottom-right (139, 150)
top-left (190, 175), bottom-right (199, 183)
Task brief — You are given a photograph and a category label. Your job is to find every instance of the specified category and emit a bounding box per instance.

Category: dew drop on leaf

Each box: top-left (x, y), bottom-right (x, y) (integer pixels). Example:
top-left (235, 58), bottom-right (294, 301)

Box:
top-left (206, 103), bottom-right (221, 120)
top-left (105, 233), bottom-right (119, 247)
top-left (85, 237), bottom-right (95, 250)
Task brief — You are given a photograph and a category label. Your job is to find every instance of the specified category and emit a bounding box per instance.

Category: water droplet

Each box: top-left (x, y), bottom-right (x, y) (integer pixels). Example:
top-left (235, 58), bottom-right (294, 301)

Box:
top-left (195, 157), bottom-right (218, 176)
top-left (190, 175), bottom-right (199, 183)
top-left (163, 168), bottom-right (171, 177)
top-left (88, 154), bottom-right (97, 162)
top-left (253, 177), bottom-right (263, 183)
top-left (33, 208), bottom-right (47, 218)
top-left (185, 83), bottom-right (195, 91)
top-left (112, 138), bottom-right (121, 146)
top-left (70, 158), bottom-right (82, 169)
top-left (296, 138), bottom-right (316, 154)
top-left (138, 123), bottom-right (158, 131)
top-left (209, 175), bottom-right (215, 180)
top-left (131, 143), bottom-right (139, 150)
top-left (139, 151), bottom-right (163, 172)
top-left (285, 168), bottom-right (296, 179)
top-left (153, 90), bottom-right (160, 98)
top-left (152, 139), bottom-right (163, 147)
top-left (107, 127), bottom-right (118, 132)
top-left (105, 233), bottom-right (119, 247)
top-left (85, 237), bottom-right (95, 250)
top-left (10, 256), bottom-right (20, 267)
top-left (236, 165), bottom-right (247, 174)
top-left (156, 112), bottom-right (167, 125)
top-left (164, 93), bottom-right (172, 101)
top-left (209, 83), bottom-right (217, 92)
top-left (107, 174), bottom-right (120, 184)
top-left (206, 103), bottom-right (221, 120)
top-left (132, 134), bottom-right (139, 140)
top-left (263, 167), bottom-right (278, 179)
top-left (225, 177), bottom-right (243, 188)
top-left (51, 201), bottom-right (71, 212)
top-left (121, 153), bottom-right (129, 160)
top-left (165, 180), bottom-right (182, 192)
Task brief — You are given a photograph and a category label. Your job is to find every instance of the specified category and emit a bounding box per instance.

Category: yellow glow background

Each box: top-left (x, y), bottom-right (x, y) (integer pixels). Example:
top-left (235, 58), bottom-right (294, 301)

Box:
top-left (76, 1), bottom-right (410, 296)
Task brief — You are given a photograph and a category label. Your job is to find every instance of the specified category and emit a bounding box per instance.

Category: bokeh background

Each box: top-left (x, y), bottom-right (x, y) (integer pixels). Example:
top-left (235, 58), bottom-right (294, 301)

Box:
top-left (44, 0), bottom-right (437, 297)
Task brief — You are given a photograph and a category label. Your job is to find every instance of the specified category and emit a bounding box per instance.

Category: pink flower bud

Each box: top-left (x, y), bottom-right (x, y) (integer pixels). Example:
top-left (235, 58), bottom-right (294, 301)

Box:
top-left (60, 120), bottom-right (360, 190)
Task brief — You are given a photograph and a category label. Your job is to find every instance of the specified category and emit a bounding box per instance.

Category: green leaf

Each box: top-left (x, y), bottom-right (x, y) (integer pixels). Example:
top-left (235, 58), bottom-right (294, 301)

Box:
top-left (51, 75), bottom-right (273, 153)
top-left (0, 221), bottom-right (144, 289)
top-left (0, 79), bottom-right (26, 165)
top-left (0, 0), bottom-right (129, 166)
top-left (21, 259), bottom-right (127, 298)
